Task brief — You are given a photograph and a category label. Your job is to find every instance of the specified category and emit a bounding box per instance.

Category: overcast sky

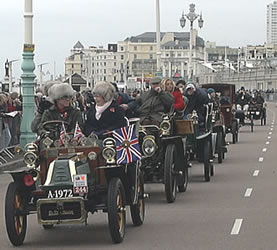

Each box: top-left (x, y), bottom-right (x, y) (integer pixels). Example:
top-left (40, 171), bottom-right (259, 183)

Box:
top-left (0, 0), bottom-right (272, 81)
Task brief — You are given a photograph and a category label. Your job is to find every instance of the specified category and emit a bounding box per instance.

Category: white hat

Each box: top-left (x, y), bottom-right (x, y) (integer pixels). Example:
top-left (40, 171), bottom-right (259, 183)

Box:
top-left (48, 83), bottom-right (74, 103)
top-left (185, 83), bottom-right (196, 90)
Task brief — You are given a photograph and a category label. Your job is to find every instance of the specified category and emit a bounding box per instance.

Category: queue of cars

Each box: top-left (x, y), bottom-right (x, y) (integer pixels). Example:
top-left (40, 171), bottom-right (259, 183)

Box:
top-left (0, 83), bottom-right (266, 246)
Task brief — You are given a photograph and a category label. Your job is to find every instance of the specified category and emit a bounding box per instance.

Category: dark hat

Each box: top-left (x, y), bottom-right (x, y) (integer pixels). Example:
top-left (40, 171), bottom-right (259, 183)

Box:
top-left (150, 77), bottom-right (162, 85)
top-left (207, 88), bottom-right (215, 94)
top-left (176, 80), bottom-right (186, 86)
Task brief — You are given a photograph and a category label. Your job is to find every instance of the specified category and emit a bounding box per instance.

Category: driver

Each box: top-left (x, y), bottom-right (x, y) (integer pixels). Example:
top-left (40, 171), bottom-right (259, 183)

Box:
top-left (135, 77), bottom-right (174, 125)
top-left (38, 83), bottom-right (84, 139)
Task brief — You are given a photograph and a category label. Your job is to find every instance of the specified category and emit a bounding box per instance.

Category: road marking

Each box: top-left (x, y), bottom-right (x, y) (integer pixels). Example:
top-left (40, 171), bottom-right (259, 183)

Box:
top-left (258, 157), bottom-right (264, 162)
top-left (266, 141), bottom-right (270, 145)
top-left (253, 170), bottom-right (260, 176)
top-left (231, 219), bottom-right (243, 235)
top-left (262, 148), bottom-right (267, 152)
top-left (268, 136), bottom-right (271, 139)
top-left (244, 188), bottom-right (253, 197)
top-left (269, 132), bottom-right (272, 135)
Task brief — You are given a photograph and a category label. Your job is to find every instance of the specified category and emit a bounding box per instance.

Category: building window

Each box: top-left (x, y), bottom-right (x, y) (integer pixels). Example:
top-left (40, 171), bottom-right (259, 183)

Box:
top-left (104, 62), bottom-right (106, 66)
top-left (114, 56), bottom-right (117, 60)
top-left (104, 76), bottom-right (106, 81)
top-left (72, 64), bottom-right (74, 68)
top-left (104, 69), bottom-right (106, 74)
top-left (121, 46), bottom-right (124, 51)
top-left (114, 62), bottom-right (117, 66)
top-left (150, 54), bottom-right (153, 59)
top-left (121, 55), bottom-right (124, 60)
top-left (150, 46), bottom-right (153, 51)
top-left (134, 46), bottom-right (137, 51)
top-left (134, 54), bottom-right (137, 59)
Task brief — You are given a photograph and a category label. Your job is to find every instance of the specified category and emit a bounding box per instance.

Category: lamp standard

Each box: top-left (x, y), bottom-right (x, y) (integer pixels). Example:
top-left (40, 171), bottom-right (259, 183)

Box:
top-left (8, 59), bottom-right (19, 92)
top-left (180, 3), bottom-right (203, 83)
top-left (38, 62), bottom-right (48, 88)
top-left (20, 0), bottom-right (36, 146)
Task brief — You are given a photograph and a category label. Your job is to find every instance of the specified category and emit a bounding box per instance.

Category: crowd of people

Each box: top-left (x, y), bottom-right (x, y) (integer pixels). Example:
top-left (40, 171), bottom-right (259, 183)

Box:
top-left (0, 77), bottom-right (271, 150)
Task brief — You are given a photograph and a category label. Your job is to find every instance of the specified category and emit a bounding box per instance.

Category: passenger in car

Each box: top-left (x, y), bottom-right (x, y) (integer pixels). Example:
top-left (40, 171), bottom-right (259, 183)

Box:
top-left (84, 82), bottom-right (127, 136)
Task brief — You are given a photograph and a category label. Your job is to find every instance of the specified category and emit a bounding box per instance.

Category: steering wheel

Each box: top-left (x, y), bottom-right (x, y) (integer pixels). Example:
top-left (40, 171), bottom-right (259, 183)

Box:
top-left (42, 120), bottom-right (69, 131)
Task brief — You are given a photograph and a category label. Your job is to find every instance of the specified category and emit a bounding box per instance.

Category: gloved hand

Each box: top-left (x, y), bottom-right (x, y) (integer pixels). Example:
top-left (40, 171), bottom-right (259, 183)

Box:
top-left (38, 99), bottom-right (52, 114)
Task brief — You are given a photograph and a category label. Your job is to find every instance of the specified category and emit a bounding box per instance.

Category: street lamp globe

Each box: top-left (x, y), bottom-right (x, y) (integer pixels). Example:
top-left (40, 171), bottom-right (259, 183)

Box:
top-left (198, 14), bottom-right (204, 29)
top-left (180, 12), bottom-right (186, 28)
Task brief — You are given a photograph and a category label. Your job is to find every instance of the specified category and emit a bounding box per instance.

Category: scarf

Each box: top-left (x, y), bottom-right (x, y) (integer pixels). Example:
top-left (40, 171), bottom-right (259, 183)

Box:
top-left (95, 100), bottom-right (112, 120)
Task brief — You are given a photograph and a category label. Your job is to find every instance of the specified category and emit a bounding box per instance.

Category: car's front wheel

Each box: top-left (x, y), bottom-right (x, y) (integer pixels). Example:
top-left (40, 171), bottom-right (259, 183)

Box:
top-left (107, 178), bottom-right (126, 243)
top-left (130, 173), bottom-right (145, 226)
top-left (5, 182), bottom-right (27, 246)
top-left (164, 144), bottom-right (177, 203)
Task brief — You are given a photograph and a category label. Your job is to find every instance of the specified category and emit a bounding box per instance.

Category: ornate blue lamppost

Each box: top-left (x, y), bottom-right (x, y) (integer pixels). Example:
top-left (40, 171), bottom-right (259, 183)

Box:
top-left (20, 0), bottom-right (36, 146)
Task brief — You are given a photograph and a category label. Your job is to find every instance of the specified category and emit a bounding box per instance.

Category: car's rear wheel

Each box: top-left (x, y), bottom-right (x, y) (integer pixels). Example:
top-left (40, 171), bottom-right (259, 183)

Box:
top-left (42, 224), bottom-right (54, 230)
top-left (5, 182), bottom-right (27, 246)
top-left (177, 163), bottom-right (188, 193)
top-left (130, 173), bottom-right (145, 226)
top-left (217, 131), bottom-right (223, 164)
top-left (250, 115), bottom-right (254, 132)
top-left (164, 144), bottom-right (177, 203)
top-left (107, 178), bottom-right (126, 243)
top-left (232, 121), bottom-right (238, 144)
top-left (203, 140), bottom-right (211, 182)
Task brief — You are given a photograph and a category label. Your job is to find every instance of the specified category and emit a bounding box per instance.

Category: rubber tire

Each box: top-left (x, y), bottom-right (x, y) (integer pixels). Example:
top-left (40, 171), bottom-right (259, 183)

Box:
top-left (130, 174), bottom-right (145, 226)
top-left (164, 144), bottom-right (177, 203)
top-left (204, 140), bottom-right (211, 182)
top-left (177, 164), bottom-right (188, 193)
top-left (250, 115), bottom-right (254, 133)
top-left (232, 121), bottom-right (237, 144)
top-left (217, 131), bottom-right (223, 164)
top-left (42, 225), bottom-right (54, 230)
top-left (107, 178), bottom-right (126, 244)
top-left (5, 182), bottom-right (27, 246)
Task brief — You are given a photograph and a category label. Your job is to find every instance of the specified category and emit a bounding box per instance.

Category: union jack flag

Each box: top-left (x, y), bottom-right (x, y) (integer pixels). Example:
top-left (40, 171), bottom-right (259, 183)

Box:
top-left (59, 122), bottom-right (67, 146)
top-left (72, 122), bottom-right (84, 141)
top-left (112, 125), bottom-right (141, 165)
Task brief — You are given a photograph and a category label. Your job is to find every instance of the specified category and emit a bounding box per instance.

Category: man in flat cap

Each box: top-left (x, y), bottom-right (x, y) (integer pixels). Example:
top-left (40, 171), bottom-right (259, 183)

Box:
top-left (136, 77), bottom-right (174, 125)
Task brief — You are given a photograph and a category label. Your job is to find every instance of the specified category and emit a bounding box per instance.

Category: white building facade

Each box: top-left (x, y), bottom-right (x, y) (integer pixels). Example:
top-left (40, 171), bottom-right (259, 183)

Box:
top-left (267, 1), bottom-right (277, 44)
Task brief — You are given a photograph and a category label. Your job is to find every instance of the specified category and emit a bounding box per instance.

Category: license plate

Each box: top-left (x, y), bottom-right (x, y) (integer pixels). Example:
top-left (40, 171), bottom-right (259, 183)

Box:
top-left (47, 189), bottom-right (73, 198)
top-left (73, 174), bottom-right (88, 194)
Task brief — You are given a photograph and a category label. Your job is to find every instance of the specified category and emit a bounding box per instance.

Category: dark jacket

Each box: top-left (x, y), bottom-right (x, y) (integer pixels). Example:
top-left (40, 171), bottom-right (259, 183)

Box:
top-left (235, 92), bottom-right (252, 107)
top-left (185, 87), bottom-right (209, 122)
top-left (84, 101), bottom-right (127, 136)
top-left (136, 89), bottom-right (174, 123)
top-left (38, 105), bottom-right (84, 137)
top-left (116, 92), bottom-right (136, 118)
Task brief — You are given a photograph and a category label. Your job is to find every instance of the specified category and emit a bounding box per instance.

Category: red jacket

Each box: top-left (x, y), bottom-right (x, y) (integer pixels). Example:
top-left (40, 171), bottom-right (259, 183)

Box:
top-left (172, 90), bottom-right (185, 111)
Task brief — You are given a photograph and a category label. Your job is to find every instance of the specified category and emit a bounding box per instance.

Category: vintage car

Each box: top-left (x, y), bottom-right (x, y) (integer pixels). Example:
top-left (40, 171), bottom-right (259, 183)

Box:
top-left (202, 84), bottom-right (228, 163)
top-left (202, 83), bottom-right (239, 144)
top-left (138, 113), bottom-right (189, 203)
top-left (185, 103), bottom-right (216, 182)
top-left (246, 102), bottom-right (267, 132)
top-left (0, 120), bottom-right (145, 246)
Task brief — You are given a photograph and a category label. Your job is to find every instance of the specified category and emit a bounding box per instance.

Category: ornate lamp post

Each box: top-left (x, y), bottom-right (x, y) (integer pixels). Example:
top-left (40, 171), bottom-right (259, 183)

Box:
top-left (180, 3), bottom-right (204, 82)
top-left (20, 0), bottom-right (36, 146)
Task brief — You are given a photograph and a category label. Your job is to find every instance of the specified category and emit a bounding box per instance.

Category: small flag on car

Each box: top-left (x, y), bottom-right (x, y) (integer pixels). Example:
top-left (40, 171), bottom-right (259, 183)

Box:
top-left (112, 124), bottom-right (141, 165)
top-left (59, 122), bottom-right (68, 146)
top-left (72, 122), bottom-right (84, 141)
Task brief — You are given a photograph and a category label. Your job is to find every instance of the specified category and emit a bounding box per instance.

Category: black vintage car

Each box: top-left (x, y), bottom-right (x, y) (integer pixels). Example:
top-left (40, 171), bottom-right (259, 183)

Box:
top-left (139, 113), bottom-right (189, 203)
top-left (0, 120), bottom-right (145, 246)
top-left (184, 103), bottom-right (216, 182)
top-left (202, 83), bottom-right (239, 144)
